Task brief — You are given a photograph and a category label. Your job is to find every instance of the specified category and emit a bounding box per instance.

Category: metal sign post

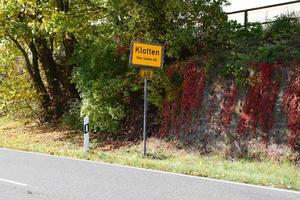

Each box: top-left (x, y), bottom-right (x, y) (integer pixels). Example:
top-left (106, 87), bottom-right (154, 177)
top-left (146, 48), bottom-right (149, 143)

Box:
top-left (129, 41), bottom-right (164, 156)
top-left (143, 78), bottom-right (148, 156)
top-left (84, 116), bottom-right (89, 153)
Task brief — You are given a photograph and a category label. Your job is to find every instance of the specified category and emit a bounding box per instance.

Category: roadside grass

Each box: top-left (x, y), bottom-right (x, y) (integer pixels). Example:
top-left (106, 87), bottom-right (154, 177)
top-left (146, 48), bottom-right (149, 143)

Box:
top-left (0, 117), bottom-right (299, 191)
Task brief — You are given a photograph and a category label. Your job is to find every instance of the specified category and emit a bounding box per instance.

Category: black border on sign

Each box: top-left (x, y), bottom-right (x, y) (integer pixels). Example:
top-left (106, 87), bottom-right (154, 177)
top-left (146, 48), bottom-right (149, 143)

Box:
top-left (129, 40), bottom-right (164, 69)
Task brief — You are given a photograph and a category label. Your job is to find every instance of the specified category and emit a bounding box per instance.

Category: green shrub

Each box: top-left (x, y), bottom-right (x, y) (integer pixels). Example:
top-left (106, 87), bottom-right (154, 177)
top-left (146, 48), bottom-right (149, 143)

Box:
top-left (72, 39), bottom-right (129, 133)
top-left (61, 100), bottom-right (82, 130)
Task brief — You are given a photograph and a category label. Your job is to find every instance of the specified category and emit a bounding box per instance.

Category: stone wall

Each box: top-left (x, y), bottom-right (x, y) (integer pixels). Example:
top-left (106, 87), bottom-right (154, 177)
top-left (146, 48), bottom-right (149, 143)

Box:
top-left (181, 70), bottom-right (293, 152)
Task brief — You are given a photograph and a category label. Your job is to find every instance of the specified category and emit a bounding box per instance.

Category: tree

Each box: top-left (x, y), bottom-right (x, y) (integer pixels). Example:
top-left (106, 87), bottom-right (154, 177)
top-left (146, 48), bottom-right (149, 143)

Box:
top-left (0, 0), bottom-right (228, 131)
top-left (0, 0), bottom-right (103, 121)
top-left (71, 0), bottom-right (228, 133)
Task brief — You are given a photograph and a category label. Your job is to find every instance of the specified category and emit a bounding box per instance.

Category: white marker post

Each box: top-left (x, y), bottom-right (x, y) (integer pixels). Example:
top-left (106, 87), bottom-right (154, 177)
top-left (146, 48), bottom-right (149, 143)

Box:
top-left (84, 116), bottom-right (89, 153)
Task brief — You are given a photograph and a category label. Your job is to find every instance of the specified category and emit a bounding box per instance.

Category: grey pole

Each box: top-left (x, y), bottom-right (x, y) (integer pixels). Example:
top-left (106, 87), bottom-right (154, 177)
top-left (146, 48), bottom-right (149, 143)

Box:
top-left (143, 78), bottom-right (148, 156)
top-left (84, 116), bottom-right (89, 153)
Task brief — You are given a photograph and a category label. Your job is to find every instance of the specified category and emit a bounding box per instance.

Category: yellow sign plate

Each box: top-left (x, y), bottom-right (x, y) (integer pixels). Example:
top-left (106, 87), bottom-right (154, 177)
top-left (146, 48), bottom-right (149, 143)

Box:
top-left (130, 41), bottom-right (164, 68)
top-left (140, 69), bottom-right (154, 80)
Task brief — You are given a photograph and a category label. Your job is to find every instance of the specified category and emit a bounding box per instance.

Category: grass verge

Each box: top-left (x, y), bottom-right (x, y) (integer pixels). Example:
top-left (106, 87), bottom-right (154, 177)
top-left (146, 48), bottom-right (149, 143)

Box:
top-left (0, 117), bottom-right (299, 191)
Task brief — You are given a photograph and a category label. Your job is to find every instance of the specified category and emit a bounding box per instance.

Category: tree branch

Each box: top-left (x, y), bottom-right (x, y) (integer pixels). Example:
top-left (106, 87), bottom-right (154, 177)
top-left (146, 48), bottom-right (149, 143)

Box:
top-left (7, 34), bottom-right (34, 77)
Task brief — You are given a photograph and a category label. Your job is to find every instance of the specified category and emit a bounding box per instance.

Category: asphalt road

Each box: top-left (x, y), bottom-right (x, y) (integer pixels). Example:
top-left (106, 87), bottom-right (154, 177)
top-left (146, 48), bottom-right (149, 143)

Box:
top-left (0, 148), bottom-right (299, 200)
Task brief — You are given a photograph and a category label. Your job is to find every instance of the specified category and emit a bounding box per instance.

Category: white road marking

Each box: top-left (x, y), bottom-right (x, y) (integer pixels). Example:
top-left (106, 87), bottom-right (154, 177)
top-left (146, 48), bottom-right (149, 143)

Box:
top-left (0, 177), bottom-right (28, 187)
top-left (1, 147), bottom-right (300, 195)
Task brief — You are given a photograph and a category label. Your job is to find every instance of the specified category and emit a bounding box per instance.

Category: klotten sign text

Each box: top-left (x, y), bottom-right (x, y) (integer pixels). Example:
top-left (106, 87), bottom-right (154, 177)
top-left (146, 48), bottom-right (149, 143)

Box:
top-left (129, 41), bottom-right (164, 68)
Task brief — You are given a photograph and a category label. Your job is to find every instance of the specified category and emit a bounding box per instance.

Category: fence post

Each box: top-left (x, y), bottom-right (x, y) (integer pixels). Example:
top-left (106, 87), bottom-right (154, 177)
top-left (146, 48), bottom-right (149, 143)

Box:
top-left (244, 10), bottom-right (248, 26)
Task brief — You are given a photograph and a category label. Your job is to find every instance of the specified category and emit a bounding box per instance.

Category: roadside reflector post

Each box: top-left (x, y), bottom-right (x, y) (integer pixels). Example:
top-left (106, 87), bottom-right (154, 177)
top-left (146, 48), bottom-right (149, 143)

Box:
top-left (84, 116), bottom-right (89, 153)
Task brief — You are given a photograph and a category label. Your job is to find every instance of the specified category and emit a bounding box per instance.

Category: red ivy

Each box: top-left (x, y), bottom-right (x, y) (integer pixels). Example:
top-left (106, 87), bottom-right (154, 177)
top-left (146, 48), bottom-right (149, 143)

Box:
top-left (159, 62), bottom-right (206, 136)
top-left (237, 63), bottom-right (280, 145)
top-left (160, 61), bottom-right (300, 150)
top-left (220, 81), bottom-right (238, 130)
top-left (283, 71), bottom-right (300, 149)
top-left (159, 92), bottom-right (181, 137)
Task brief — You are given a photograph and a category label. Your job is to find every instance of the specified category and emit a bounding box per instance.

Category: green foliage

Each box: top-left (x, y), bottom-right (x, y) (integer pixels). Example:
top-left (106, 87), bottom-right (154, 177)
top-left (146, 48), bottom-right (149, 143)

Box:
top-left (0, 45), bottom-right (40, 120)
top-left (256, 16), bottom-right (300, 63)
top-left (0, 0), bottom-right (100, 40)
top-left (71, 0), bottom-right (228, 133)
top-left (104, 0), bottom-right (227, 58)
top-left (148, 70), bottom-right (173, 109)
top-left (72, 38), bottom-right (129, 132)
top-left (207, 15), bottom-right (300, 88)
top-left (61, 100), bottom-right (82, 130)
top-left (0, 0), bottom-right (109, 121)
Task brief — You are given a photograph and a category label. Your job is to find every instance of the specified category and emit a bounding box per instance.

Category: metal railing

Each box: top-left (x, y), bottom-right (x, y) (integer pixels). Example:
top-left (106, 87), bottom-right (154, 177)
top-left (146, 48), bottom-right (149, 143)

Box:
top-left (226, 0), bottom-right (300, 25)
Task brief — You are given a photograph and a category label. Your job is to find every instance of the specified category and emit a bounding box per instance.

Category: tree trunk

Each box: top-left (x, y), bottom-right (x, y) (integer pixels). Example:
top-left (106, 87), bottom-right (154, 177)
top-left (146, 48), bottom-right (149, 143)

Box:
top-left (8, 35), bottom-right (53, 121)
top-left (61, 33), bottom-right (79, 99)
top-left (36, 38), bottom-right (64, 118)
top-left (56, 0), bottom-right (79, 101)
top-left (6, 0), bottom-right (79, 122)
top-left (56, 0), bottom-right (70, 12)
top-left (28, 41), bottom-right (52, 119)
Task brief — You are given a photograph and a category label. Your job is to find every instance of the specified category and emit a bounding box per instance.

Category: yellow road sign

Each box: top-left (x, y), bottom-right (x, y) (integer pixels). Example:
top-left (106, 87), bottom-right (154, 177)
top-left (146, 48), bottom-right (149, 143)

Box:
top-left (140, 69), bottom-right (154, 80)
top-left (129, 41), bottom-right (164, 68)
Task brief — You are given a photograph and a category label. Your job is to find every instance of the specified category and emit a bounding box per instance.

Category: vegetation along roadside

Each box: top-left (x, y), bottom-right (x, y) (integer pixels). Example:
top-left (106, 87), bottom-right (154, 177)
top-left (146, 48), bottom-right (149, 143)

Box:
top-left (0, 117), bottom-right (299, 191)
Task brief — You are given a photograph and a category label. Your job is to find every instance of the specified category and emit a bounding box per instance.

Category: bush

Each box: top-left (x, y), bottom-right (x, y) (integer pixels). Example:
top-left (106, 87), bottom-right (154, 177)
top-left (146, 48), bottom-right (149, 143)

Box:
top-left (246, 141), bottom-right (299, 162)
top-left (72, 39), bottom-right (130, 133)
top-left (61, 100), bottom-right (82, 130)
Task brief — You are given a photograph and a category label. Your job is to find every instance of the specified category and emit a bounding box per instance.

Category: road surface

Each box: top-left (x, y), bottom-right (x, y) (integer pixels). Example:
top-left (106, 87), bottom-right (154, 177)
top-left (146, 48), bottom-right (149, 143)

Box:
top-left (0, 148), bottom-right (299, 200)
